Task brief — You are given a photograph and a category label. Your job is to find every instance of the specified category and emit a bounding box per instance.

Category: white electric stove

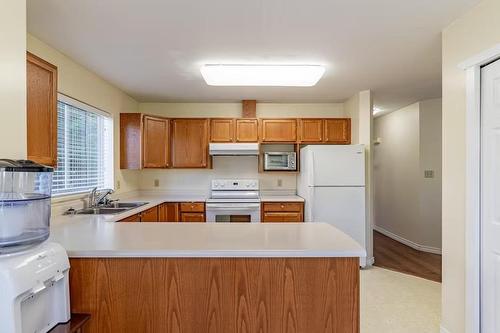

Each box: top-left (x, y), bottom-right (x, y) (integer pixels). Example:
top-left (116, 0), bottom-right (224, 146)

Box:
top-left (205, 179), bottom-right (260, 223)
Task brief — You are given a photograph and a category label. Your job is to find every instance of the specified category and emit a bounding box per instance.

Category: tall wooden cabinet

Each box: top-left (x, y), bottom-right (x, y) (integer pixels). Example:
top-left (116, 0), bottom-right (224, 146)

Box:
top-left (143, 116), bottom-right (169, 168)
top-left (170, 119), bottom-right (209, 168)
top-left (27, 52), bottom-right (58, 167)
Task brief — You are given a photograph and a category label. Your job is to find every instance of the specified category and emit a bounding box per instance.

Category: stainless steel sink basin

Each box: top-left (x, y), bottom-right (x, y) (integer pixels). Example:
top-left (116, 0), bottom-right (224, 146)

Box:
top-left (108, 202), bottom-right (148, 209)
top-left (76, 208), bottom-right (130, 215)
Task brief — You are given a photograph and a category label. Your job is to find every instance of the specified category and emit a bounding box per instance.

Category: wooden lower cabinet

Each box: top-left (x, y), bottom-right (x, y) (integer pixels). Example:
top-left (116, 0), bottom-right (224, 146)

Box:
top-left (261, 202), bottom-right (304, 222)
top-left (140, 206), bottom-right (159, 222)
top-left (69, 257), bottom-right (360, 333)
top-left (119, 213), bottom-right (141, 222)
top-left (159, 202), bottom-right (179, 222)
top-left (119, 202), bottom-right (205, 222)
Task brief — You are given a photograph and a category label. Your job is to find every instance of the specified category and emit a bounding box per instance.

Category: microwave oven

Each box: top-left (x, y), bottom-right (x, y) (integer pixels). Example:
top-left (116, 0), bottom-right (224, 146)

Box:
top-left (264, 152), bottom-right (297, 171)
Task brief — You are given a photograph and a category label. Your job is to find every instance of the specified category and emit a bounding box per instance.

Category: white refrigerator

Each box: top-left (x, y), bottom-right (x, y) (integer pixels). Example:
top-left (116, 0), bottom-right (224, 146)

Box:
top-left (297, 144), bottom-right (367, 266)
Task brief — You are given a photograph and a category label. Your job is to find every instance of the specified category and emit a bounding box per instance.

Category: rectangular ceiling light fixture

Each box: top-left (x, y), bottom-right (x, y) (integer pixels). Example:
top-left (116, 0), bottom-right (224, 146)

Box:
top-left (200, 64), bottom-right (325, 87)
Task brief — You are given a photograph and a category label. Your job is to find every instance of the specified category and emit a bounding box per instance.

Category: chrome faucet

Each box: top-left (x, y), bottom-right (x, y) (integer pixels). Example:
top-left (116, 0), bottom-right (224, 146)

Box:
top-left (89, 188), bottom-right (115, 208)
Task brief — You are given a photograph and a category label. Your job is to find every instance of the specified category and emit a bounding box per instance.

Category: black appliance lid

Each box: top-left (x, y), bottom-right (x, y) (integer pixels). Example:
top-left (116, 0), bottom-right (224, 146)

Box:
top-left (0, 159), bottom-right (54, 172)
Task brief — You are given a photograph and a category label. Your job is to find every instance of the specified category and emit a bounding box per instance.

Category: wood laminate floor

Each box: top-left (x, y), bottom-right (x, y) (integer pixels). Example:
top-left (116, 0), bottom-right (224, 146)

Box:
top-left (373, 231), bottom-right (442, 282)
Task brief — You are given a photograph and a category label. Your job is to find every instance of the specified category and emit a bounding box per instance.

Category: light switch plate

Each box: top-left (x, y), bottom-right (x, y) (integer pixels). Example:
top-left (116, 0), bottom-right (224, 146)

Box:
top-left (424, 170), bottom-right (435, 178)
top-left (154, 179), bottom-right (160, 187)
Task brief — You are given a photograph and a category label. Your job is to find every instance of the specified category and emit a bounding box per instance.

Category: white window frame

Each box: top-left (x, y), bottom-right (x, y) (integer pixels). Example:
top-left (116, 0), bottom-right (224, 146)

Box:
top-left (53, 93), bottom-right (114, 197)
top-left (459, 44), bottom-right (500, 333)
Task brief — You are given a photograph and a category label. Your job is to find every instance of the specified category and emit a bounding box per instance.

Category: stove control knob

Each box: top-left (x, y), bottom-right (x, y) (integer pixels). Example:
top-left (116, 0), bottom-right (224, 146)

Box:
top-left (246, 183), bottom-right (250, 187)
top-left (220, 183), bottom-right (225, 188)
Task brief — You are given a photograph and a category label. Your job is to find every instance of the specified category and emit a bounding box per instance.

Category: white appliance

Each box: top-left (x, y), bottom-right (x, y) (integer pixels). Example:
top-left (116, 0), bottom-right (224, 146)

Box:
top-left (206, 179), bottom-right (260, 223)
top-left (0, 242), bottom-right (71, 333)
top-left (297, 145), bottom-right (367, 266)
top-left (209, 143), bottom-right (259, 156)
top-left (263, 152), bottom-right (297, 171)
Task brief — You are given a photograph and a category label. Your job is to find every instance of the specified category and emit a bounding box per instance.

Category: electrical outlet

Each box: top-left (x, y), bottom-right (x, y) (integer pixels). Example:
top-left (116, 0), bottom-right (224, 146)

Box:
top-left (277, 179), bottom-right (283, 187)
top-left (154, 179), bottom-right (160, 187)
top-left (116, 180), bottom-right (121, 190)
top-left (424, 170), bottom-right (435, 179)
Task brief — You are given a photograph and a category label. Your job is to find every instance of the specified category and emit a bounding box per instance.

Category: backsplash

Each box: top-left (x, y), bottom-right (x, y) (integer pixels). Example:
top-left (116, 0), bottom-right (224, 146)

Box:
top-left (139, 156), bottom-right (297, 191)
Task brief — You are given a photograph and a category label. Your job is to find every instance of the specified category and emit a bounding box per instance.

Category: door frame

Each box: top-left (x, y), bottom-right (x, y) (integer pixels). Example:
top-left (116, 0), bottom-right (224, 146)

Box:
top-left (460, 44), bottom-right (500, 333)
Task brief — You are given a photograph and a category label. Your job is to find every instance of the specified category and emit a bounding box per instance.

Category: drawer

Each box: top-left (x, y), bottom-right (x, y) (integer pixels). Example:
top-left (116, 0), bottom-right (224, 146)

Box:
top-left (179, 202), bottom-right (205, 212)
top-left (262, 212), bottom-right (303, 223)
top-left (180, 212), bottom-right (205, 222)
top-left (262, 202), bottom-right (303, 212)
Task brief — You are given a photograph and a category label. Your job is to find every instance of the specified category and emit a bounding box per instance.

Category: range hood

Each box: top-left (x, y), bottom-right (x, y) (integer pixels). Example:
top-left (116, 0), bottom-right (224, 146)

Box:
top-left (209, 143), bottom-right (259, 156)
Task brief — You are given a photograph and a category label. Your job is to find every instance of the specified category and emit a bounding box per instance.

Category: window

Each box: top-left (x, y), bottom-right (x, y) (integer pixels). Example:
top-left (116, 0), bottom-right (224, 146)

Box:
top-left (52, 94), bottom-right (113, 196)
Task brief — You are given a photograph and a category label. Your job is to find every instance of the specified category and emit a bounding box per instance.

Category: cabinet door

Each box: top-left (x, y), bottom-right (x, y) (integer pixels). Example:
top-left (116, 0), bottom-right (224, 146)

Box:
top-left (143, 116), bottom-right (169, 168)
top-left (159, 203), bottom-right (179, 222)
top-left (180, 212), bottom-right (205, 222)
top-left (27, 52), bottom-right (58, 166)
top-left (262, 212), bottom-right (303, 222)
top-left (140, 206), bottom-right (159, 222)
top-left (171, 119), bottom-right (209, 168)
top-left (260, 119), bottom-right (297, 142)
top-left (299, 119), bottom-right (323, 143)
top-left (210, 119), bottom-right (234, 142)
top-left (324, 119), bottom-right (351, 144)
top-left (235, 119), bottom-right (259, 142)
top-left (119, 213), bottom-right (141, 222)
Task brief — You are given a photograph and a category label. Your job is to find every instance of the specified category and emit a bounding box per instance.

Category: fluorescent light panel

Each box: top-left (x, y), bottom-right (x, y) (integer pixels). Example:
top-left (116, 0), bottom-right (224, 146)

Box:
top-left (200, 64), bottom-right (325, 87)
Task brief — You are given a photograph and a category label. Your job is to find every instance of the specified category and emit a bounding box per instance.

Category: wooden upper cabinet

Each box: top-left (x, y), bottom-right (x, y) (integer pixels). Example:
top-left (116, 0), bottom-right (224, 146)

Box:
top-left (235, 119), bottom-right (259, 142)
top-left (171, 119), bottom-right (209, 168)
top-left (27, 52), bottom-right (58, 167)
top-left (143, 116), bottom-right (169, 168)
top-left (120, 113), bottom-right (143, 169)
top-left (210, 119), bottom-right (234, 142)
top-left (299, 119), bottom-right (324, 143)
top-left (324, 118), bottom-right (351, 144)
top-left (260, 119), bottom-right (297, 142)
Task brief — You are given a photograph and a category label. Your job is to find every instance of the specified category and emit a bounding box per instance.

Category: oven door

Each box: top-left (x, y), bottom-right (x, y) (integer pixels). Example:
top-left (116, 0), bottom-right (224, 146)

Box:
top-left (206, 202), bottom-right (261, 223)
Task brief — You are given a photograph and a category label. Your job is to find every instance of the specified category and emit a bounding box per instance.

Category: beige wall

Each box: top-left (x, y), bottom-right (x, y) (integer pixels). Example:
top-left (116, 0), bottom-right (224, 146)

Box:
top-left (27, 34), bottom-right (141, 195)
top-left (0, 0), bottom-right (27, 159)
top-left (442, 0), bottom-right (500, 331)
top-left (138, 102), bottom-right (346, 192)
top-left (419, 98), bottom-right (442, 250)
top-left (374, 103), bottom-right (421, 243)
top-left (373, 99), bottom-right (442, 251)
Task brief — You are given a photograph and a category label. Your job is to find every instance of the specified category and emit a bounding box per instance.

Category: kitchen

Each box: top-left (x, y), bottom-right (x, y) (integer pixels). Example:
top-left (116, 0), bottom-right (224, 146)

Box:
top-left (1, 0), bottom-right (472, 332)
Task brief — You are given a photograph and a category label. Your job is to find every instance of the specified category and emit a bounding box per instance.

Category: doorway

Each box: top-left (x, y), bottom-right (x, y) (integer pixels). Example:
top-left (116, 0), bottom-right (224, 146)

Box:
top-left (479, 58), bottom-right (500, 332)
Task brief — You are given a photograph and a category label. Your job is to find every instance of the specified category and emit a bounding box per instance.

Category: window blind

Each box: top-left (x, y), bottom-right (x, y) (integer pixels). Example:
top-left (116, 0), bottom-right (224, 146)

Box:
top-left (52, 96), bottom-right (113, 196)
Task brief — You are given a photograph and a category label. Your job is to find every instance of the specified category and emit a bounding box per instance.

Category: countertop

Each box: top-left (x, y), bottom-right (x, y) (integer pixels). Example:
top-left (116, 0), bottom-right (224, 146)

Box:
top-left (260, 195), bottom-right (304, 202)
top-left (50, 191), bottom-right (364, 258)
top-left (50, 221), bottom-right (365, 258)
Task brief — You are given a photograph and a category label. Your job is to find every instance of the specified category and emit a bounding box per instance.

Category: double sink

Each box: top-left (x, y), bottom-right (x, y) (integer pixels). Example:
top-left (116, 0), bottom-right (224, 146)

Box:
top-left (75, 202), bottom-right (149, 215)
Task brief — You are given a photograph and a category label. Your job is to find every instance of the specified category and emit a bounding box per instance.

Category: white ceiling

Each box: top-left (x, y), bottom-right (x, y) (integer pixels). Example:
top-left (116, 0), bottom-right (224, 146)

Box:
top-left (27, 0), bottom-right (479, 111)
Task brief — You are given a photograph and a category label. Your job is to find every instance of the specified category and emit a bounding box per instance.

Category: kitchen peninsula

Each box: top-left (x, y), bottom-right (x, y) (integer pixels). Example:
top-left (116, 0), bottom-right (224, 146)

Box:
top-left (51, 207), bottom-right (364, 333)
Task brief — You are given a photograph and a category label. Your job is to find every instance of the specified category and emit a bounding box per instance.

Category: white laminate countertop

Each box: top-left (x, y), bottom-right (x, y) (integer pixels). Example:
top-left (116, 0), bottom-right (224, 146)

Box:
top-left (49, 221), bottom-right (365, 258)
top-left (260, 195), bottom-right (304, 202)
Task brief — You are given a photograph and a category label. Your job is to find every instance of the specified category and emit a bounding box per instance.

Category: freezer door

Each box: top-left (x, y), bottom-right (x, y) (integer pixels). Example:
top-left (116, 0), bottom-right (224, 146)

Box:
top-left (307, 186), bottom-right (366, 250)
top-left (308, 145), bottom-right (365, 186)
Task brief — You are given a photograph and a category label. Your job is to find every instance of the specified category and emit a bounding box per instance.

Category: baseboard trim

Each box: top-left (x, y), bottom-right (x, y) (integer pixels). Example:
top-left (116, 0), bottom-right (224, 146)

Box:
top-left (440, 324), bottom-right (451, 333)
top-left (374, 225), bottom-right (442, 255)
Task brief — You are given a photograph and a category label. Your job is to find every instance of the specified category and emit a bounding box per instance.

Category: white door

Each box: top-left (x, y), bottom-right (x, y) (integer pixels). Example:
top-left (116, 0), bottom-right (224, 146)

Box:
top-left (481, 59), bottom-right (500, 332)
top-left (309, 145), bottom-right (365, 186)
